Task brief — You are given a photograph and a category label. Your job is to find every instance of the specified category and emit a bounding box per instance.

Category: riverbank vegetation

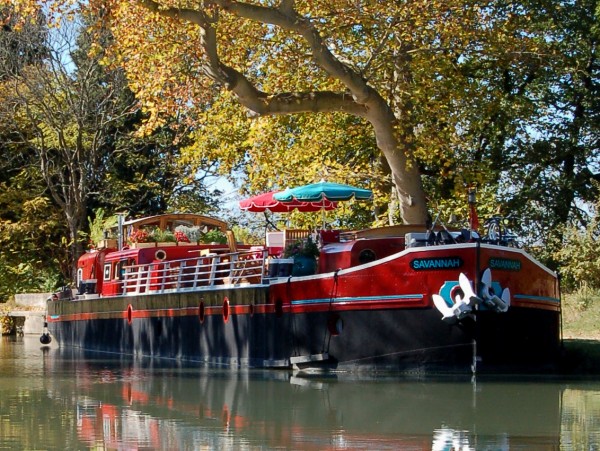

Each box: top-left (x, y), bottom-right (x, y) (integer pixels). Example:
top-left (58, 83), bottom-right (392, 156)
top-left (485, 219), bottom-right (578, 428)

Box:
top-left (560, 287), bottom-right (600, 373)
top-left (1, 1), bottom-right (598, 300)
top-left (563, 287), bottom-right (600, 341)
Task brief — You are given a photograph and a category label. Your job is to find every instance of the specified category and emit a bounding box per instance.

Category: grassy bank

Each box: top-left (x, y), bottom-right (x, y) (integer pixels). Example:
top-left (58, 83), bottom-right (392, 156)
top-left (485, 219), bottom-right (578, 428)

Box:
top-left (562, 287), bottom-right (600, 340)
top-left (561, 288), bottom-right (600, 374)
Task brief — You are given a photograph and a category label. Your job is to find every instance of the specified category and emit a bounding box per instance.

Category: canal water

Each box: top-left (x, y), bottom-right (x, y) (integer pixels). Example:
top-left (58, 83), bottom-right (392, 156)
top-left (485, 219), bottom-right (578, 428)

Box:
top-left (1, 336), bottom-right (600, 450)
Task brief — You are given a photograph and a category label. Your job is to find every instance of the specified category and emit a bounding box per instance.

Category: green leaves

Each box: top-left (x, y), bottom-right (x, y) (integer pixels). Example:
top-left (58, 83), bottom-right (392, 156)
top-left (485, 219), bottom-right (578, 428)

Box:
top-left (553, 202), bottom-right (600, 291)
top-left (0, 169), bottom-right (68, 300)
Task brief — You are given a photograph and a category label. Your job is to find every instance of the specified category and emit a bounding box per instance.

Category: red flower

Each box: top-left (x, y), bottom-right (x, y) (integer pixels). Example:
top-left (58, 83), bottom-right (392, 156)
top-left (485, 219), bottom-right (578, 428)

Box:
top-left (174, 231), bottom-right (190, 243)
top-left (129, 229), bottom-right (149, 243)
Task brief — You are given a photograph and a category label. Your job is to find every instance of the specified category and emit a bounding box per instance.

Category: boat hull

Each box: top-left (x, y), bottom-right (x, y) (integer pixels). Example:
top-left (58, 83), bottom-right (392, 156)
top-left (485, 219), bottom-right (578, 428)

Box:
top-left (47, 243), bottom-right (561, 373)
top-left (47, 292), bottom-right (475, 371)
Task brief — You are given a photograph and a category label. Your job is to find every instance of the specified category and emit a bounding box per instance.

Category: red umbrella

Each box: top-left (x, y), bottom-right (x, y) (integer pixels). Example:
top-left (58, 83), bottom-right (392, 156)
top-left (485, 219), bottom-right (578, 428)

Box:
top-left (239, 190), bottom-right (337, 213)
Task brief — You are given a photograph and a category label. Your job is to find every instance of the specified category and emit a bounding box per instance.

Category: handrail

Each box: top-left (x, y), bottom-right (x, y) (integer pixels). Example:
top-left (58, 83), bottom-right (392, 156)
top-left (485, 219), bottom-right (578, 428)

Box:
top-left (121, 249), bottom-right (267, 295)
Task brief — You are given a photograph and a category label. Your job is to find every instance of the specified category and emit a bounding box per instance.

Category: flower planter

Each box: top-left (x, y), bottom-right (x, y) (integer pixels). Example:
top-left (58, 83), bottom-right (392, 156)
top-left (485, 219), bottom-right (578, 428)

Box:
top-left (129, 242), bottom-right (156, 248)
top-left (96, 239), bottom-right (118, 249)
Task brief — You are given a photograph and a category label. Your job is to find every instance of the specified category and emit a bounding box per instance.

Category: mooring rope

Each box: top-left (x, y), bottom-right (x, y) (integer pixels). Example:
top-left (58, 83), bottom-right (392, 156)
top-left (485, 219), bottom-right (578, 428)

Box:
top-left (321, 269), bottom-right (340, 354)
top-left (340, 342), bottom-right (473, 365)
top-left (286, 275), bottom-right (301, 358)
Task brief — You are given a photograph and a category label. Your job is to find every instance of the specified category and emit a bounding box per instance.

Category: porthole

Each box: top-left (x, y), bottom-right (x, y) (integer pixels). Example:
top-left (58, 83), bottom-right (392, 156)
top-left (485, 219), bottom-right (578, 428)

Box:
top-left (155, 249), bottom-right (167, 261)
top-left (223, 297), bottom-right (230, 323)
top-left (198, 301), bottom-right (205, 323)
top-left (358, 249), bottom-right (377, 264)
top-left (126, 304), bottom-right (133, 324)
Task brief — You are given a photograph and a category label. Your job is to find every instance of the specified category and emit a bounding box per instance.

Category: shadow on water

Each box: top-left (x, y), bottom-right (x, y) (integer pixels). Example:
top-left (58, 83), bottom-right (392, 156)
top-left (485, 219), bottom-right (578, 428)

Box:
top-left (2, 336), bottom-right (600, 449)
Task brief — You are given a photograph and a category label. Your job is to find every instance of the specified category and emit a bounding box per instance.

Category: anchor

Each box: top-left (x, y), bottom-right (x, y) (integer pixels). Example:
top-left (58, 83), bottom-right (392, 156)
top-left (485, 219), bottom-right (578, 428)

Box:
top-left (433, 268), bottom-right (511, 321)
top-left (480, 268), bottom-right (511, 312)
top-left (432, 273), bottom-right (482, 322)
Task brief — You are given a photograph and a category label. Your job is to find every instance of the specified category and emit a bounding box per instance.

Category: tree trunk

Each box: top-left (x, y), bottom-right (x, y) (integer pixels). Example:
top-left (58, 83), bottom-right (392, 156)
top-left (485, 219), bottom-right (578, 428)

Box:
top-left (367, 104), bottom-right (428, 225)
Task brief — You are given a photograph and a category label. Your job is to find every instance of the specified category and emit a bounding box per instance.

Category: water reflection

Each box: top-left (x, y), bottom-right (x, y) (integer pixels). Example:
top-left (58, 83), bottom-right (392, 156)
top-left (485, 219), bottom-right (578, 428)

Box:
top-left (1, 335), bottom-right (599, 450)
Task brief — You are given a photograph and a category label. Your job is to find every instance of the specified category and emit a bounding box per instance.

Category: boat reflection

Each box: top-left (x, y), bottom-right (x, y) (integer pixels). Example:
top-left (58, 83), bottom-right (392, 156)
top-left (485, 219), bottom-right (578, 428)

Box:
top-left (42, 347), bottom-right (565, 450)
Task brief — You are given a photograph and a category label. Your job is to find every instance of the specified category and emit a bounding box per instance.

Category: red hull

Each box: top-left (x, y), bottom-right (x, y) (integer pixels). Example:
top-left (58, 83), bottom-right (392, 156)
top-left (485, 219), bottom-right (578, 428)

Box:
top-left (48, 240), bottom-right (560, 373)
top-left (46, 214), bottom-right (560, 372)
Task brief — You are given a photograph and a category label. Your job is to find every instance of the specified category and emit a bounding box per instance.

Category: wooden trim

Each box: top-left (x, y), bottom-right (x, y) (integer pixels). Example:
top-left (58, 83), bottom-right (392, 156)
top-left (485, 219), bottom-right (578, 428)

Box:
top-left (123, 213), bottom-right (227, 231)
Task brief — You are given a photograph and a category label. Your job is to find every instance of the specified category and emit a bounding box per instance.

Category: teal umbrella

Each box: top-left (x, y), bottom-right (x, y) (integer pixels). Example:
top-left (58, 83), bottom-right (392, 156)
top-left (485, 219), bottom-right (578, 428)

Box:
top-left (273, 181), bottom-right (372, 203)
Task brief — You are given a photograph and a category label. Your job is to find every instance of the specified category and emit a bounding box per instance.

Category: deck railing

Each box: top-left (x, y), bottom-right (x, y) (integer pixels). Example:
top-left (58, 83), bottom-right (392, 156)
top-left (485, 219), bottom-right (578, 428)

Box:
top-left (121, 249), bottom-right (267, 295)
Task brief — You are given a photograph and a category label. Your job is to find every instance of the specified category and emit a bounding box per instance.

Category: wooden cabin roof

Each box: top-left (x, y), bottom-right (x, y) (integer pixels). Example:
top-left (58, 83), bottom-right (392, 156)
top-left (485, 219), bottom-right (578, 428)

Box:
top-left (123, 213), bottom-right (227, 232)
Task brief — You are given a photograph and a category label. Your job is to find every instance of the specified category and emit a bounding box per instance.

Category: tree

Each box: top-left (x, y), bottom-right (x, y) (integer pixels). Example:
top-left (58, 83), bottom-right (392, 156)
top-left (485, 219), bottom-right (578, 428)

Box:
top-left (0, 168), bottom-right (68, 300)
top-left (181, 91), bottom-right (384, 229)
top-left (0, 14), bottom-right (139, 277)
top-left (0, 7), bottom-right (67, 299)
top-left (95, 0), bottom-right (495, 224)
top-left (500, 0), bottom-right (599, 245)
top-left (7, 1), bottom-right (597, 251)
top-left (0, 5), bottom-right (47, 80)
top-left (1, 7), bottom-right (229, 287)
top-left (90, 0), bottom-right (591, 226)
top-left (553, 200), bottom-right (600, 291)
top-left (103, 120), bottom-right (224, 217)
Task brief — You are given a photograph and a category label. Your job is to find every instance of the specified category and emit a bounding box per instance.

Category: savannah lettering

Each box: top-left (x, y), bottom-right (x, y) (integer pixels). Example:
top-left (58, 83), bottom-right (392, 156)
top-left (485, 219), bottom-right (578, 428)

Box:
top-left (489, 258), bottom-right (521, 271)
top-left (411, 257), bottom-right (463, 271)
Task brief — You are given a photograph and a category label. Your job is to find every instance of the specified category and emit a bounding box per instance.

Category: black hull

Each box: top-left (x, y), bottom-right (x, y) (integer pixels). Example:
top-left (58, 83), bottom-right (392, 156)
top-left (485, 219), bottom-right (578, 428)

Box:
top-left (47, 291), bottom-right (561, 374)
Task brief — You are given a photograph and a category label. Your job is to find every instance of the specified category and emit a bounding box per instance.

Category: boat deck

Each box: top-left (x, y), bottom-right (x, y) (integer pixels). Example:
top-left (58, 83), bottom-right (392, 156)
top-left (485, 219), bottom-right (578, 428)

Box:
top-left (111, 249), bottom-right (268, 297)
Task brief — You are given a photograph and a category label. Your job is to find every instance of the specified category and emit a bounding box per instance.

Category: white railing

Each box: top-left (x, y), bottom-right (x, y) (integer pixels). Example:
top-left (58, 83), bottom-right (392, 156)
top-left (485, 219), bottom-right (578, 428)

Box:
top-left (121, 249), bottom-right (267, 295)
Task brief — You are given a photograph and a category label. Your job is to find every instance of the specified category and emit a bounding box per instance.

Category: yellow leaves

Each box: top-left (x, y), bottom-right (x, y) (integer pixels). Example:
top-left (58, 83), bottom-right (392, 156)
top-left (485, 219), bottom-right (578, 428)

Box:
top-left (96, 0), bottom-right (210, 131)
top-left (178, 91), bottom-right (251, 175)
top-left (1, 0), bottom-right (40, 30)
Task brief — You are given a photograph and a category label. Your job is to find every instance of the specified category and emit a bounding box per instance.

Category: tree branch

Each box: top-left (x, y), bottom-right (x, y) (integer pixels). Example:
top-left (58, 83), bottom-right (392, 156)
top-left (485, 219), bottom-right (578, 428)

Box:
top-left (137, 0), bottom-right (374, 118)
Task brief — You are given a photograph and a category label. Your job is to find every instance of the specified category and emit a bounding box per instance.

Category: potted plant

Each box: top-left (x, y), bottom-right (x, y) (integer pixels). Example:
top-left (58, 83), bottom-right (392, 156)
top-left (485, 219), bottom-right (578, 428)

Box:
top-left (174, 225), bottom-right (202, 244)
top-left (128, 229), bottom-right (151, 247)
top-left (174, 230), bottom-right (191, 243)
top-left (200, 229), bottom-right (227, 244)
top-left (283, 236), bottom-right (319, 276)
top-left (150, 228), bottom-right (177, 244)
top-left (88, 208), bottom-right (119, 249)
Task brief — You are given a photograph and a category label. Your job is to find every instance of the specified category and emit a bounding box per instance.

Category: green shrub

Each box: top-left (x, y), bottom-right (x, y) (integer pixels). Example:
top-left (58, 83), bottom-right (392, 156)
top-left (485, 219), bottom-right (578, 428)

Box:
top-left (561, 286), bottom-right (600, 339)
top-left (554, 205), bottom-right (600, 291)
top-left (88, 208), bottom-right (118, 244)
top-left (0, 260), bottom-right (63, 302)
top-left (564, 283), bottom-right (600, 311)
top-left (150, 228), bottom-right (176, 242)
top-left (201, 229), bottom-right (227, 244)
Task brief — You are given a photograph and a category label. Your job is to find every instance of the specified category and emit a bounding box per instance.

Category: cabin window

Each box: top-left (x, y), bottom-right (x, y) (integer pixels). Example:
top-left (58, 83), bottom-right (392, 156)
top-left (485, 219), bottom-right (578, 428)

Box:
top-left (77, 268), bottom-right (83, 287)
top-left (104, 263), bottom-right (111, 281)
top-left (359, 249), bottom-right (377, 264)
top-left (116, 261), bottom-right (126, 280)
